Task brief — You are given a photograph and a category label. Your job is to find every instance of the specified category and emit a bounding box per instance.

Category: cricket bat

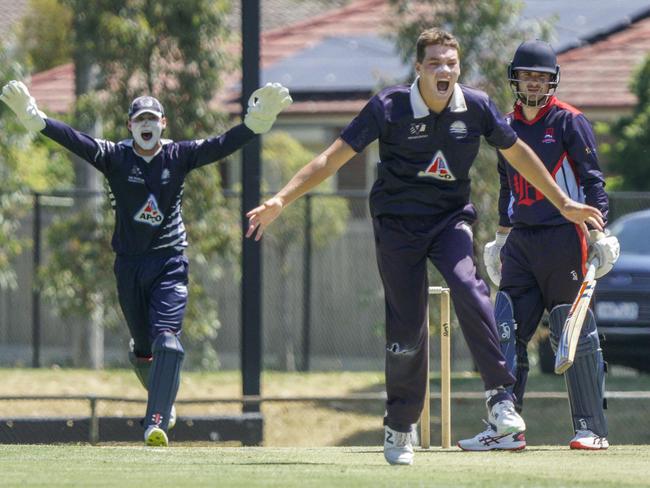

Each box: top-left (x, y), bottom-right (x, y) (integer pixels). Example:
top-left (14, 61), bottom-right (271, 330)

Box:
top-left (554, 259), bottom-right (599, 375)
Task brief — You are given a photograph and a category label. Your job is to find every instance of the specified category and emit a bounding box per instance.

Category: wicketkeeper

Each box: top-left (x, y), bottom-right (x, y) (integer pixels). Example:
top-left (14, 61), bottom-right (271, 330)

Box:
top-left (0, 79), bottom-right (291, 446)
top-left (458, 40), bottom-right (619, 451)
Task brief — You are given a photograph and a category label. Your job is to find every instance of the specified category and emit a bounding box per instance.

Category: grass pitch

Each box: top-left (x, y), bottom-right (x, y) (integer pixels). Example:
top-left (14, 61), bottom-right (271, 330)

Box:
top-left (2, 444), bottom-right (649, 487)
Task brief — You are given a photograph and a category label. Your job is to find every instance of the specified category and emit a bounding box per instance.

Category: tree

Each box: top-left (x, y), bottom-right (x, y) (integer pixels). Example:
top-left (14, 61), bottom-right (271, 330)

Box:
top-left (261, 132), bottom-right (350, 370)
top-left (16, 0), bottom-right (73, 72)
top-left (598, 55), bottom-right (650, 191)
top-left (0, 31), bottom-right (75, 291)
top-left (388, 0), bottom-right (552, 261)
top-left (39, 0), bottom-right (239, 367)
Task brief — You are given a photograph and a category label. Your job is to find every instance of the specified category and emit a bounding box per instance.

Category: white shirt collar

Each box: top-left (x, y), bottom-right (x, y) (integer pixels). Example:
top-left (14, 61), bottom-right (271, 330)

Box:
top-left (409, 77), bottom-right (468, 118)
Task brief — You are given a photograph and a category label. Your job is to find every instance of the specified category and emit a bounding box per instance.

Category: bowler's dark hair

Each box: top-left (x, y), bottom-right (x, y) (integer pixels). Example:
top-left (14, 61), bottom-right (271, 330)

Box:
top-left (416, 28), bottom-right (461, 63)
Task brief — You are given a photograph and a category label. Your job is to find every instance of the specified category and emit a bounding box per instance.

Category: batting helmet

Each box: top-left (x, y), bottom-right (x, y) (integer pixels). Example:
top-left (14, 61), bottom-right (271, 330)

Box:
top-left (508, 40), bottom-right (560, 107)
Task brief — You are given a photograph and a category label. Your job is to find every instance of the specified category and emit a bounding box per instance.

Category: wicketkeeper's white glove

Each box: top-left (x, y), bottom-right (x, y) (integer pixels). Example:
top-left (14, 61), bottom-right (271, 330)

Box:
top-left (483, 232), bottom-right (509, 286)
top-left (0, 80), bottom-right (47, 132)
top-left (588, 229), bottom-right (620, 279)
top-left (244, 82), bottom-right (292, 134)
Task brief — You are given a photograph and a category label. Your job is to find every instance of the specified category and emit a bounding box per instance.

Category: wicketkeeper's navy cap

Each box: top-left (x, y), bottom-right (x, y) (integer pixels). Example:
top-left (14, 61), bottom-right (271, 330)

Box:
top-left (128, 96), bottom-right (165, 119)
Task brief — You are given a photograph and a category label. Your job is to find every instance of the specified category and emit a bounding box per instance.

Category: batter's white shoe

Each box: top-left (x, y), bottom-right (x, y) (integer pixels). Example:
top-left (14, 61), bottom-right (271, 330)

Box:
top-left (458, 421), bottom-right (526, 451)
top-left (570, 430), bottom-right (609, 450)
top-left (383, 425), bottom-right (415, 465)
top-left (144, 425), bottom-right (168, 447)
top-left (488, 395), bottom-right (526, 435)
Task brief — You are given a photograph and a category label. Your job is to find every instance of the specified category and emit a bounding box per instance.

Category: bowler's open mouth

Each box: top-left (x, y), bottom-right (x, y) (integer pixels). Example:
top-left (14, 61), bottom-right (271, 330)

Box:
top-left (437, 81), bottom-right (450, 93)
top-left (142, 131), bottom-right (153, 141)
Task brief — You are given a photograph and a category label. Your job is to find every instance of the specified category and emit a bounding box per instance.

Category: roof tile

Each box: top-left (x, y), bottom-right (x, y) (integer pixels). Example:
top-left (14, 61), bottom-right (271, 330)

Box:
top-left (557, 14), bottom-right (650, 110)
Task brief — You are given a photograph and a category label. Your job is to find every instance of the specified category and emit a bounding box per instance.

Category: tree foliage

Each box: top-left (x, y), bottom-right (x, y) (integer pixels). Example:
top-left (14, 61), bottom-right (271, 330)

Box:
top-left (38, 0), bottom-right (239, 367)
top-left (0, 46), bottom-right (32, 289)
top-left (16, 0), bottom-right (73, 72)
top-left (598, 55), bottom-right (650, 191)
top-left (63, 0), bottom-right (232, 140)
top-left (388, 0), bottom-right (552, 254)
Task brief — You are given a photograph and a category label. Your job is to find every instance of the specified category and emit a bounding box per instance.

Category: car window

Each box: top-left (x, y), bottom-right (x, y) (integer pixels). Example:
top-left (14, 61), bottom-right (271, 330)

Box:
top-left (611, 215), bottom-right (650, 255)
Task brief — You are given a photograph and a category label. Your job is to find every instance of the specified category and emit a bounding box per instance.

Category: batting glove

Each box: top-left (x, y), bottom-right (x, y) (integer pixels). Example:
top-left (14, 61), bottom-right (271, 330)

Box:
top-left (0, 80), bottom-right (47, 132)
top-left (588, 229), bottom-right (620, 279)
top-left (483, 232), bottom-right (509, 287)
top-left (244, 82), bottom-right (292, 134)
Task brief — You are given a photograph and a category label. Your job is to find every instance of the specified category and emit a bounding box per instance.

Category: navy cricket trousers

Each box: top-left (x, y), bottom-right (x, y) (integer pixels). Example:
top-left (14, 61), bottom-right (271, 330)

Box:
top-left (499, 223), bottom-right (588, 407)
top-left (373, 208), bottom-right (514, 429)
top-left (114, 250), bottom-right (189, 358)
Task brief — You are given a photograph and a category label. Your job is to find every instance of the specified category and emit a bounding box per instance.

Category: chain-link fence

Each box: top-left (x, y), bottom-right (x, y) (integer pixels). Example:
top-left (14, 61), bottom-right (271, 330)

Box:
top-left (2, 190), bottom-right (650, 371)
top-left (0, 189), bottom-right (478, 373)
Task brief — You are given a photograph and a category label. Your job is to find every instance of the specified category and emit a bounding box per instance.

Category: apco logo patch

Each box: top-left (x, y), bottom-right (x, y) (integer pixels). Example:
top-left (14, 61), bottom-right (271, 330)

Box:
top-left (134, 195), bottom-right (164, 226)
top-left (408, 122), bottom-right (427, 140)
top-left (418, 150), bottom-right (456, 181)
top-left (449, 120), bottom-right (468, 139)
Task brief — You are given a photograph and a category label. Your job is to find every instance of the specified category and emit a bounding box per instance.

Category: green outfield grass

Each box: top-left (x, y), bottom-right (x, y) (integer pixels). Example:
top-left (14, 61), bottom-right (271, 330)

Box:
top-left (2, 444), bottom-right (649, 487)
top-left (1, 368), bottom-right (650, 446)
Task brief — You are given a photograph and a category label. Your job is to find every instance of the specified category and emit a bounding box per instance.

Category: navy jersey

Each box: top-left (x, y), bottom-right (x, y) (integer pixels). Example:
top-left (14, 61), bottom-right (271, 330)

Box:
top-left (340, 80), bottom-right (518, 217)
top-left (42, 118), bottom-right (255, 256)
top-left (498, 97), bottom-right (608, 227)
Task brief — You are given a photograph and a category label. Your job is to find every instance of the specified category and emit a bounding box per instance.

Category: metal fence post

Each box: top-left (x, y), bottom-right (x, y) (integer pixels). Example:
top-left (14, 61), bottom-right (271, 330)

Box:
top-left (301, 194), bottom-right (313, 372)
top-left (32, 193), bottom-right (42, 368)
top-left (89, 396), bottom-right (99, 444)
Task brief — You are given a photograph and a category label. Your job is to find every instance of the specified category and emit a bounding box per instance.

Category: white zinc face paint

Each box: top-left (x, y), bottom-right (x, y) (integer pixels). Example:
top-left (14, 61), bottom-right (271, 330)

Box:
top-left (131, 119), bottom-right (164, 150)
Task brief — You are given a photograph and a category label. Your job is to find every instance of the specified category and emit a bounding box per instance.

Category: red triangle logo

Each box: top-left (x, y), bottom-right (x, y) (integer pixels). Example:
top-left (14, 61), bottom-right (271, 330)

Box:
top-left (420, 151), bottom-right (456, 181)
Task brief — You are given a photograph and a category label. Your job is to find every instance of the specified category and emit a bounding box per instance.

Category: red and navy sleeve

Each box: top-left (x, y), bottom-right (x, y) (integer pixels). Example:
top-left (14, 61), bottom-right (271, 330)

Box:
top-left (340, 96), bottom-right (383, 153)
top-left (565, 114), bottom-right (609, 224)
top-left (41, 118), bottom-right (115, 175)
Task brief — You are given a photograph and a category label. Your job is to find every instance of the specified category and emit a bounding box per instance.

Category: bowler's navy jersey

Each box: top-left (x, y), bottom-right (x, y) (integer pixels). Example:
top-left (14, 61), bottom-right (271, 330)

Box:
top-left (42, 118), bottom-right (255, 256)
top-left (497, 97), bottom-right (608, 227)
top-left (340, 81), bottom-right (518, 217)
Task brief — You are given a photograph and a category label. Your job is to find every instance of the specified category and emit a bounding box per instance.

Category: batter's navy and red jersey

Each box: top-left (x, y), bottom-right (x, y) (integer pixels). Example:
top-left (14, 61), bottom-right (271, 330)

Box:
top-left (340, 80), bottom-right (518, 217)
top-left (41, 118), bottom-right (255, 256)
top-left (498, 97), bottom-right (609, 227)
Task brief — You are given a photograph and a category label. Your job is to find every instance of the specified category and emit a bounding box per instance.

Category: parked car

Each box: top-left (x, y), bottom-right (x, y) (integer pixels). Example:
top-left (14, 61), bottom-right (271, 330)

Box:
top-left (538, 209), bottom-right (650, 373)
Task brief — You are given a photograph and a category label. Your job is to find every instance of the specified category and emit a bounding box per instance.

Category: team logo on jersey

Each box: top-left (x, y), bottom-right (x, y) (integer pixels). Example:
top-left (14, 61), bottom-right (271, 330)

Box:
top-left (542, 128), bottom-right (556, 144)
top-left (128, 165), bottom-right (145, 184)
top-left (449, 120), bottom-right (468, 139)
top-left (161, 168), bottom-right (171, 185)
top-left (418, 150), bottom-right (456, 181)
top-left (134, 194), bottom-right (164, 226)
top-left (408, 122), bottom-right (428, 140)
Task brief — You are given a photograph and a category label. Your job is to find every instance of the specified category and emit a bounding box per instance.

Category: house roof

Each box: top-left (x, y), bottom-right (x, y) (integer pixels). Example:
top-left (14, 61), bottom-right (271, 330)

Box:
top-left (28, 0), bottom-right (650, 117)
top-left (218, 0), bottom-right (391, 115)
top-left (556, 7), bottom-right (650, 111)
top-left (522, 0), bottom-right (650, 51)
top-left (30, 0), bottom-right (390, 116)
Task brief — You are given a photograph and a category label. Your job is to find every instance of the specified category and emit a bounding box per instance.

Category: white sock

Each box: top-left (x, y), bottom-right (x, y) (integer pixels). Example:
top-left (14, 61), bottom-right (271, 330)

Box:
top-left (485, 386), bottom-right (506, 399)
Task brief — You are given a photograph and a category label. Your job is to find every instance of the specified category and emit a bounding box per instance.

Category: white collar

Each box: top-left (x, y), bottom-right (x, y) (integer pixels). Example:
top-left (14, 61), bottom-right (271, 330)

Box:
top-left (122, 138), bottom-right (172, 162)
top-left (409, 77), bottom-right (468, 118)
